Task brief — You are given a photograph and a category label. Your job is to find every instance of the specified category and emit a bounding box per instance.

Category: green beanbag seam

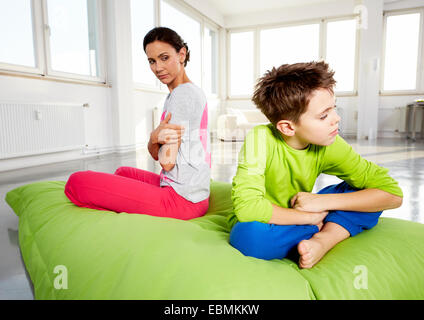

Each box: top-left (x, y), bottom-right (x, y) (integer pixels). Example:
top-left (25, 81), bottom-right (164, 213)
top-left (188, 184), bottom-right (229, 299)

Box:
top-left (18, 212), bottom-right (58, 299)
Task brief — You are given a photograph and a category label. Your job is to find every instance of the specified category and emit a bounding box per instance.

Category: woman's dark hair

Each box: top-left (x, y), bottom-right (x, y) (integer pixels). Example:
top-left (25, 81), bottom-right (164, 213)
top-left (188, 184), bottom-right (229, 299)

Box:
top-left (143, 27), bottom-right (190, 67)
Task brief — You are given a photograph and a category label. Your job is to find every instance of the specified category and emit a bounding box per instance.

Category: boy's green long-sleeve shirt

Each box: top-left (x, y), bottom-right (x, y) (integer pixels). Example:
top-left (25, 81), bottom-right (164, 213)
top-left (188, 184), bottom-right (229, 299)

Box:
top-left (229, 124), bottom-right (403, 229)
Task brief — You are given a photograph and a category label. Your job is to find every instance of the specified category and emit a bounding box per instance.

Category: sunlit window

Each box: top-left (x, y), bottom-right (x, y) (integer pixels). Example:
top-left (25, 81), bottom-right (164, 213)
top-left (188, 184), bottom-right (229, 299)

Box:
top-left (326, 19), bottom-right (357, 92)
top-left (46, 0), bottom-right (100, 77)
top-left (160, 0), bottom-right (202, 88)
top-left (260, 24), bottom-right (320, 76)
top-left (131, 0), bottom-right (156, 86)
top-left (383, 12), bottom-right (421, 91)
top-left (0, 0), bottom-right (36, 67)
top-left (230, 31), bottom-right (254, 96)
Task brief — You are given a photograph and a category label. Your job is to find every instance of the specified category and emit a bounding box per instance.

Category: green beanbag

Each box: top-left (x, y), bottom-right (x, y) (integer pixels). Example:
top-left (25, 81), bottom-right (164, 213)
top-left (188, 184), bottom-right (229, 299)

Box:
top-left (5, 180), bottom-right (424, 300)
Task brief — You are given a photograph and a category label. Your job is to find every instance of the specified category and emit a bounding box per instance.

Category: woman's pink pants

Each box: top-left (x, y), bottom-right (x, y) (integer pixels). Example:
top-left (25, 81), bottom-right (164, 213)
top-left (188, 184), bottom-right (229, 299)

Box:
top-left (64, 166), bottom-right (209, 220)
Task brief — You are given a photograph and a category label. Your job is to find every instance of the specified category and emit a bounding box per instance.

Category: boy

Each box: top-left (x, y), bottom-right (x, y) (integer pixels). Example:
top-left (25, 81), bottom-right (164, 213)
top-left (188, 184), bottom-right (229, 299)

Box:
top-left (228, 61), bottom-right (403, 269)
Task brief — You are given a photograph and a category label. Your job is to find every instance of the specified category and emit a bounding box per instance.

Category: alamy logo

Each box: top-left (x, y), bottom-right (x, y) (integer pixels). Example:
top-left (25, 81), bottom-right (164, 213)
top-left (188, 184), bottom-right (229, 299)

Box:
top-left (53, 265), bottom-right (68, 290)
top-left (353, 265), bottom-right (368, 290)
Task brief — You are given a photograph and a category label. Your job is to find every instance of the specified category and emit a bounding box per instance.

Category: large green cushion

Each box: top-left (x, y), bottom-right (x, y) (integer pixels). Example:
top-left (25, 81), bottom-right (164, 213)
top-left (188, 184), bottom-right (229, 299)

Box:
top-left (5, 180), bottom-right (313, 300)
top-left (5, 180), bottom-right (424, 300)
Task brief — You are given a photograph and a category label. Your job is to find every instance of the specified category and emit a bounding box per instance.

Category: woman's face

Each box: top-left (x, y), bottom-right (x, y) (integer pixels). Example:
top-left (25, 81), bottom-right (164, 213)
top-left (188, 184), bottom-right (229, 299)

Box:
top-left (145, 40), bottom-right (186, 87)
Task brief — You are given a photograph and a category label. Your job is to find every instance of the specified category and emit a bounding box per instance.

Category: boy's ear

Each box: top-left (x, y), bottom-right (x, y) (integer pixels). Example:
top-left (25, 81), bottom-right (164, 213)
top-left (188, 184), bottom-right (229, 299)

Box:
top-left (276, 120), bottom-right (296, 136)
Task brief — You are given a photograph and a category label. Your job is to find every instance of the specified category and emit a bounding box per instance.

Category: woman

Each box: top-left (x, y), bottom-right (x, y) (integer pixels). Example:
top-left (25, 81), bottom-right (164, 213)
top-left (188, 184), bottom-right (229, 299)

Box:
top-left (64, 27), bottom-right (211, 220)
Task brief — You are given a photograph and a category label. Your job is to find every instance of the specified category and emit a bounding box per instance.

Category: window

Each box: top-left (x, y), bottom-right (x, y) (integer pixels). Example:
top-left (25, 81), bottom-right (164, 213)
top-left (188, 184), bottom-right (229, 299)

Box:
top-left (203, 26), bottom-right (218, 95)
top-left (229, 31), bottom-right (254, 96)
top-left (229, 17), bottom-right (359, 98)
top-left (0, 0), bottom-right (36, 68)
top-left (0, 0), bottom-right (104, 82)
top-left (160, 0), bottom-right (202, 88)
top-left (46, 0), bottom-right (101, 77)
top-left (260, 24), bottom-right (320, 75)
top-left (131, 0), bottom-right (156, 86)
top-left (129, 0), bottom-right (219, 94)
top-left (325, 19), bottom-right (357, 92)
top-left (382, 12), bottom-right (422, 92)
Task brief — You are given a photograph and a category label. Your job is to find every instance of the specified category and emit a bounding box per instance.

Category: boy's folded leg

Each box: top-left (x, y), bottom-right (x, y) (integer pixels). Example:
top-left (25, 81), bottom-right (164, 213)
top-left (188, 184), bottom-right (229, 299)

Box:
top-left (317, 181), bottom-right (382, 237)
top-left (229, 221), bottom-right (319, 260)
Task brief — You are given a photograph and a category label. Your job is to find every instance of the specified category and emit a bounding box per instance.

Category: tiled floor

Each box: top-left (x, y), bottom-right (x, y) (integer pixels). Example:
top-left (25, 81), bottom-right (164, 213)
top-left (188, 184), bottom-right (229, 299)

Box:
top-left (0, 136), bottom-right (423, 299)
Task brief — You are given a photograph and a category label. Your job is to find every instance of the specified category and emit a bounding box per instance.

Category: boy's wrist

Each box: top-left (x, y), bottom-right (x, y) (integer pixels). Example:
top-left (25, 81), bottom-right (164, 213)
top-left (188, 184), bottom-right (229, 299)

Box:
top-left (270, 204), bottom-right (316, 225)
top-left (291, 192), bottom-right (332, 213)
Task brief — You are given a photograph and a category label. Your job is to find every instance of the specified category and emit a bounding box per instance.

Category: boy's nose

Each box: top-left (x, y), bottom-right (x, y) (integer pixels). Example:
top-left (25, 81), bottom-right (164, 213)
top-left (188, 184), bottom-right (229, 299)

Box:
top-left (332, 111), bottom-right (341, 125)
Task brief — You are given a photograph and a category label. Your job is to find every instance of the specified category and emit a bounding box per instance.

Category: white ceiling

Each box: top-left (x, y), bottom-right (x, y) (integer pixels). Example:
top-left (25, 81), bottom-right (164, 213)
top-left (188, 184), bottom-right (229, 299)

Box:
top-left (206, 0), bottom-right (338, 16)
top-left (205, 0), bottom-right (406, 16)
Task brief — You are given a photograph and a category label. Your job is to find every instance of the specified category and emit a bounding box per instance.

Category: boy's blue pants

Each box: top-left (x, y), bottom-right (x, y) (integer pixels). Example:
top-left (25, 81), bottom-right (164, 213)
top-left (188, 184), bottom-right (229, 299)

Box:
top-left (229, 182), bottom-right (382, 260)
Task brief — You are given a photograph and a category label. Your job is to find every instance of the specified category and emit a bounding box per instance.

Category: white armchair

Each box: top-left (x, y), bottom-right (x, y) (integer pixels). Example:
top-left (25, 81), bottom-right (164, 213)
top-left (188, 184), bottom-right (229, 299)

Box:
top-left (217, 108), bottom-right (269, 141)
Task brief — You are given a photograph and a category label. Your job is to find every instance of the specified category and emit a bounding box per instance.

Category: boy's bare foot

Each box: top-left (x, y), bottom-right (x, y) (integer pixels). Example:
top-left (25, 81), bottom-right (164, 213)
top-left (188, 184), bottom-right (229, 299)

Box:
top-left (297, 238), bottom-right (327, 269)
top-left (297, 222), bottom-right (350, 269)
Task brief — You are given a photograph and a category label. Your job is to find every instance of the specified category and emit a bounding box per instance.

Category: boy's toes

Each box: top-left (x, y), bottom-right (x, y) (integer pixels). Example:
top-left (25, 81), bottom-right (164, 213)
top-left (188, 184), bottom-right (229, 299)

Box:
top-left (297, 240), bottom-right (314, 268)
top-left (297, 240), bottom-right (311, 256)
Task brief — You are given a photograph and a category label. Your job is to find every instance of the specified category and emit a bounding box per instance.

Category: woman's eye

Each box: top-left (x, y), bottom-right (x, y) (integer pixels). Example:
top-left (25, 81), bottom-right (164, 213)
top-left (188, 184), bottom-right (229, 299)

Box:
top-left (320, 114), bottom-right (328, 120)
top-left (161, 56), bottom-right (169, 61)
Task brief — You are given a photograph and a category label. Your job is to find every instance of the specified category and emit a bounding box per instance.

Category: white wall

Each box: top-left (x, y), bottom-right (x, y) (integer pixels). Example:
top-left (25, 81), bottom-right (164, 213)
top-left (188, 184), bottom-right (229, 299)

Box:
top-left (183, 0), bottom-right (225, 27)
top-left (0, 75), bottom-right (114, 171)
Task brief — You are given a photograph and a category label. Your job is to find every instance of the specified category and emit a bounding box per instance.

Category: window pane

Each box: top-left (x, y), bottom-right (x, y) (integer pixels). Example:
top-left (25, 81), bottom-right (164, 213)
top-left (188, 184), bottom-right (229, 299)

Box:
top-left (160, 1), bottom-right (201, 88)
top-left (260, 24), bottom-right (319, 75)
top-left (326, 19), bottom-right (356, 92)
top-left (0, 0), bottom-right (35, 67)
top-left (47, 0), bottom-right (100, 77)
top-left (131, 0), bottom-right (156, 85)
top-left (383, 13), bottom-right (420, 91)
top-left (230, 31), bottom-right (254, 96)
top-left (204, 27), bottom-right (218, 95)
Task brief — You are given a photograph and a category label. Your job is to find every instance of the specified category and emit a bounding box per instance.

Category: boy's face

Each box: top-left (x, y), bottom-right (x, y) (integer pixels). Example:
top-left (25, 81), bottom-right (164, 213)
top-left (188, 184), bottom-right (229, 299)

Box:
top-left (283, 88), bottom-right (340, 149)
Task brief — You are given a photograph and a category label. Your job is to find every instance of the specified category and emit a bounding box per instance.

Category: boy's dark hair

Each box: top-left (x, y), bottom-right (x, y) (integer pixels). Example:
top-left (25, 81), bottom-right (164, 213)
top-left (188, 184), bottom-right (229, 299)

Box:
top-left (252, 61), bottom-right (336, 126)
top-left (143, 27), bottom-right (190, 67)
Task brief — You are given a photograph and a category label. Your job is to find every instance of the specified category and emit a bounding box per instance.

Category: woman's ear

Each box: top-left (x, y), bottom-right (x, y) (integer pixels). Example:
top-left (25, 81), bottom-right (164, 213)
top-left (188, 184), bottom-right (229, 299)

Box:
top-left (179, 47), bottom-right (187, 65)
top-left (276, 120), bottom-right (296, 136)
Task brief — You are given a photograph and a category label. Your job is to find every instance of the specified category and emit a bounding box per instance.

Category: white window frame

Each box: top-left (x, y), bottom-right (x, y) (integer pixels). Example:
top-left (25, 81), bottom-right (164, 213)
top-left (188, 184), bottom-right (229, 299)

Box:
top-left (202, 21), bottom-right (219, 99)
top-left (258, 19), bottom-right (322, 76)
top-left (132, 0), bottom-right (163, 93)
top-left (0, 0), bottom-right (106, 84)
top-left (227, 15), bottom-right (359, 100)
top-left (42, 0), bottom-right (106, 83)
top-left (133, 0), bottom-right (220, 98)
top-left (0, 0), bottom-right (44, 75)
top-left (323, 15), bottom-right (360, 96)
top-left (380, 8), bottom-right (424, 95)
top-left (226, 27), bottom-right (256, 100)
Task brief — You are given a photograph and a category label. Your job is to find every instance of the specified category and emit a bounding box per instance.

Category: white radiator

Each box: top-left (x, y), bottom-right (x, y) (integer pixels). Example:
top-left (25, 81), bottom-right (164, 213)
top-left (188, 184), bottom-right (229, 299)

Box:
top-left (0, 102), bottom-right (86, 159)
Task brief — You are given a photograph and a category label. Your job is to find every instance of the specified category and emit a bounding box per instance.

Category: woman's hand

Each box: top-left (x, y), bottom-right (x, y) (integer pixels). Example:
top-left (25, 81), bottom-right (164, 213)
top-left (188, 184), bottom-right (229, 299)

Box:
top-left (290, 192), bottom-right (328, 213)
top-left (151, 113), bottom-right (185, 145)
top-left (148, 113), bottom-right (184, 161)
